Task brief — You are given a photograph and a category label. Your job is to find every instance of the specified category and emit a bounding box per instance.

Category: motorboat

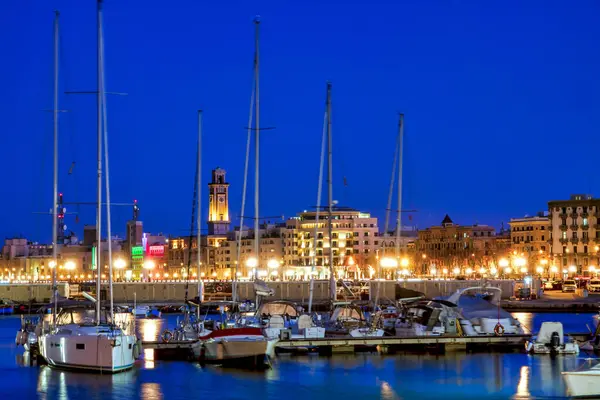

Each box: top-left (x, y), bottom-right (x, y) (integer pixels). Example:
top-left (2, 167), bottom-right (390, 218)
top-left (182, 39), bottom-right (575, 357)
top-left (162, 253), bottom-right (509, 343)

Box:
top-left (327, 302), bottom-right (384, 337)
top-left (350, 311), bottom-right (385, 338)
top-left (442, 286), bottom-right (524, 335)
top-left (394, 300), bottom-right (463, 337)
top-left (192, 327), bottom-right (276, 369)
top-left (15, 315), bottom-right (41, 352)
top-left (380, 306), bottom-right (399, 331)
top-left (37, 301), bottom-right (140, 373)
top-left (562, 360), bottom-right (600, 398)
top-left (253, 300), bottom-right (325, 340)
top-left (132, 305), bottom-right (150, 318)
top-left (525, 322), bottom-right (579, 355)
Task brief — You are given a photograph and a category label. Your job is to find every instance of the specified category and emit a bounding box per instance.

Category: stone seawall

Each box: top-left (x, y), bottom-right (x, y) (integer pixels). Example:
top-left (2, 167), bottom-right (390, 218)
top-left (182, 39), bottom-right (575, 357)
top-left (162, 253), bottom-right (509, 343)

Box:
top-left (0, 279), bottom-right (521, 303)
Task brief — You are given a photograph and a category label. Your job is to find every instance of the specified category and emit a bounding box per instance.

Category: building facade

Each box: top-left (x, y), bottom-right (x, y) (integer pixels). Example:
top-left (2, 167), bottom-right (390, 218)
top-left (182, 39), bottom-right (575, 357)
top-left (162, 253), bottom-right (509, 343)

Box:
top-left (509, 212), bottom-right (549, 263)
top-left (417, 215), bottom-right (498, 271)
top-left (281, 207), bottom-right (380, 278)
top-left (548, 194), bottom-right (600, 274)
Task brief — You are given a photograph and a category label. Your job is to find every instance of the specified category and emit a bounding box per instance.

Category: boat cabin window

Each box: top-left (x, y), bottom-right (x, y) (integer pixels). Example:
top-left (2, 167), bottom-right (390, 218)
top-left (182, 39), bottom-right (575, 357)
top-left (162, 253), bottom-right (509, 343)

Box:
top-left (564, 280), bottom-right (576, 285)
top-left (76, 343), bottom-right (85, 350)
top-left (590, 280), bottom-right (600, 285)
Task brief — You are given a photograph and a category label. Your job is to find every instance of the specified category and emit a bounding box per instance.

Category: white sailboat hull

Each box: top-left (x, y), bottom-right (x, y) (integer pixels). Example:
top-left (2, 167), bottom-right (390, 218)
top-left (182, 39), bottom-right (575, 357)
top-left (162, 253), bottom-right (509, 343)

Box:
top-left (39, 325), bottom-right (137, 373)
top-left (563, 370), bottom-right (600, 398)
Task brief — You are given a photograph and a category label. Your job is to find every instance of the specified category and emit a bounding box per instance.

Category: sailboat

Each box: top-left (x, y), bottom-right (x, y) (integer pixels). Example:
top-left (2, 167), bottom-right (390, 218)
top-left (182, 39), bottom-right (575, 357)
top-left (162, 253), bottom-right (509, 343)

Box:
top-left (38, 0), bottom-right (138, 373)
top-left (190, 18), bottom-right (276, 369)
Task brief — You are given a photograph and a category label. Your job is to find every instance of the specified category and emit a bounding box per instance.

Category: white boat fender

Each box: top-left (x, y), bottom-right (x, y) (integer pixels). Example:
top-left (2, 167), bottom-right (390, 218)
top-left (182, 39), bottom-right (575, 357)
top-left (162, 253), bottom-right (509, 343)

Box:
top-left (133, 339), bottom-right (142, 359)
top-left (494, 323), bottom-right (505, 336)
top-left (161, 330), bottom-right (173, 343)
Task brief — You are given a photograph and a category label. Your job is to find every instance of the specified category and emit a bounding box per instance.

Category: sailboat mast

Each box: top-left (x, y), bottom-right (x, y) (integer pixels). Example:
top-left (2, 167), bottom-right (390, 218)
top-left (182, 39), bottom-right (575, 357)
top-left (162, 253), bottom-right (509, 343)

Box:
top-left (197, 110), bottom-right (203, 301)
top-left (253, 17), bottom-right (260, 280)
top-left (52, 10), bottom-right (60, 329)
top-left (98, 1), bottom-right (114, 324)
top-left (326, 82), bottom-right (335, 301)
top-left (308, 91), bottom-right (328, 313)
top-left (95, 0), bottom-right (103, 324)
top-left (395, 113), bottom-right (404, 260)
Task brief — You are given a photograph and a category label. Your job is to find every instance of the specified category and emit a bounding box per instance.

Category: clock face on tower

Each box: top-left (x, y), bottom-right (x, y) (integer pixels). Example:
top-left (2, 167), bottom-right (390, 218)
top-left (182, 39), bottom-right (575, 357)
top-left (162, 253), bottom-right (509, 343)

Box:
top-left (218, 196), bottom-right (225, 203)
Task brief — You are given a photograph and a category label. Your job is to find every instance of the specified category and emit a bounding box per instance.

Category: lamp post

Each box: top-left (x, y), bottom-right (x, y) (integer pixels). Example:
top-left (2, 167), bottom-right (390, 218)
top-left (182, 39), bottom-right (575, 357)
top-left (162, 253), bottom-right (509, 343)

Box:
top-left (246, 257), bottom-right (258, 279)
top-left (115, 258), bottom-right (126, 282)
top-left (143, 260), bottom-right (155, 282)
top-left (267, 258), bottom-right (280, 281)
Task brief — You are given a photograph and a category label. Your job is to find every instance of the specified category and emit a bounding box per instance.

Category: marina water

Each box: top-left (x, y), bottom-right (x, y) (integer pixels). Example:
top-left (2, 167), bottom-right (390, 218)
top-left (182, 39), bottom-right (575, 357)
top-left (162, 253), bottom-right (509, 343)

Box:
top-left (1, 312), bottom-right (597, 399)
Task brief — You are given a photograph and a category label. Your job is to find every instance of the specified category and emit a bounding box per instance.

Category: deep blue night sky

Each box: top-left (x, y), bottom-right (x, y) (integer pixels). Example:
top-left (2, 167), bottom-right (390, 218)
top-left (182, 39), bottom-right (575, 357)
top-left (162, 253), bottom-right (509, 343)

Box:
top-left (1, 0), bottom-right (599, 242)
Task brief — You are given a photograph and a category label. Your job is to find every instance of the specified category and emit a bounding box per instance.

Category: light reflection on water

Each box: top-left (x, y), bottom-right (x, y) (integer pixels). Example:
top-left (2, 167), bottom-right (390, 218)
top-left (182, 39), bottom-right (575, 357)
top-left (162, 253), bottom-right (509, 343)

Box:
top-left (1, 313), bottom-right (599, 399)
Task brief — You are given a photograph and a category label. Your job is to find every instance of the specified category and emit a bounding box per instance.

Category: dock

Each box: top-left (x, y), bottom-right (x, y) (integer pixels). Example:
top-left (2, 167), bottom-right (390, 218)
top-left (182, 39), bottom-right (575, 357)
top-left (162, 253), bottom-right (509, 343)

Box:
top-left (142, 333), bottom-right (533, 359)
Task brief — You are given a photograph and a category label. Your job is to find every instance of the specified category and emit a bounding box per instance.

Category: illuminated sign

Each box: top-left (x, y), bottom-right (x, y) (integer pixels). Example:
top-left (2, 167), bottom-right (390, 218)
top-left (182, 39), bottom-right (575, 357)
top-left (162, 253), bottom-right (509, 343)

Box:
top-left (148, 245), bottom-right (165, 257)
top-left (131, 246), bottom-right (144, 260)
top-left (91, 247), bottom-right (97, 270)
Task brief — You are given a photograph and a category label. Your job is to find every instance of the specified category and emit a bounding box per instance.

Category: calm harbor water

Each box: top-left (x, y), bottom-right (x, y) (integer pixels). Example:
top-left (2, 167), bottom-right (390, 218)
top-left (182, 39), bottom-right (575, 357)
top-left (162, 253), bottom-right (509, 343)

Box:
top-left (0, 312), bottom-right (598, 400)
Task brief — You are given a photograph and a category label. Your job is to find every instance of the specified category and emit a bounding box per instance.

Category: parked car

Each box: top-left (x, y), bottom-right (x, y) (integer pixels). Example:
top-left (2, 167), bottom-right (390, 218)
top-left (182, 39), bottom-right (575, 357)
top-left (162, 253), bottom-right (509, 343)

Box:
top-left (552, 280), bottom-right (563, 290)
top-left (543, 280), bottom-right (555, 290)
top-left (562, 279), bottom-right (577, 293)
top-left (588, 279), bottom-right (600, 293)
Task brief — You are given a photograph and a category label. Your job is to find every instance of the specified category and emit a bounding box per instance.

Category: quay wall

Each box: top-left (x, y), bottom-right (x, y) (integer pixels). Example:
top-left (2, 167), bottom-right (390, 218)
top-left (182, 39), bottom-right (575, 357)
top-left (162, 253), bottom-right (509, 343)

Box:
top-left (0, 279), bottom-right (522, 303)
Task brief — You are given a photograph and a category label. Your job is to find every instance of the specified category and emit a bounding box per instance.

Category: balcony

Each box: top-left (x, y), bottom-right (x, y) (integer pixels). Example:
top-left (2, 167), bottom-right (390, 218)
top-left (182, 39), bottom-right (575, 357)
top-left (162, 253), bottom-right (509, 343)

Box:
top-left (581, 224), bottom-right (590, 230)
top-left (560, 224), bottom-right (568, 231)
top-left (582, 237), bottom-right (590, 244)
top-left (559, 238), bottom-right (569, 244)
top-left (581, 212), bottom-right (589, 218)
top-left (570, 224), bottom-right (579, 230)
top-left (571, 238), bottom-right (579, 244)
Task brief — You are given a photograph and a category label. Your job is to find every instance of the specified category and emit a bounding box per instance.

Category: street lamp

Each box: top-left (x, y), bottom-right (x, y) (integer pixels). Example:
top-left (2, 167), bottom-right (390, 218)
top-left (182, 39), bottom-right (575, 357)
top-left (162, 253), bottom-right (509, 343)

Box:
top-left (452, 267), bottom-right (460, 275)
top-left (65, 261), bottom-right (76, 271)
top-left (267, 259), bottom-right (280, 269)
top-left (499, 258), bottom-right (509, 268)
top-left (115, 258), bottom-right (127, 269)
top-left (246, 257), bottom-right (258, 268)
top-left (380, 257), bottom-right (398, 268)
top-left (143, 260), bottom-right (155, 270)
top-left (535, 266), bottom-right (544, 274)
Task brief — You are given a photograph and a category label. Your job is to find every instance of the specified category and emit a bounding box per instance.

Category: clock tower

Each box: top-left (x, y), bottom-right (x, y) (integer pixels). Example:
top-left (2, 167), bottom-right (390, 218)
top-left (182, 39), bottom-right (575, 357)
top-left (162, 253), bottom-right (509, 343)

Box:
top-left (208, 167), bottom-right (230, 235)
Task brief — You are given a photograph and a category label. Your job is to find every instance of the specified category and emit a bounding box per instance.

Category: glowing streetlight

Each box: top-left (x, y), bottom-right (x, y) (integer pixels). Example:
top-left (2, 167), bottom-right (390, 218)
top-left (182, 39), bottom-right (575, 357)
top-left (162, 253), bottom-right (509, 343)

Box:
top-left (568, 265), bottom-right (577, 273)
top-left (479, 267), bottom-right (486, 274)
top-left (520, 267), bottom-right (528, 274)
top-left (514, 257), bottom-right (527, 267)
top-left (550, 266), bottom-right (558, 273)
top-left (267, 259), bottom-right (280, 269)
top-left (400, 258), bottom-right (409, 268)
top-left (114, 258), bottom-right (127, 269)
top-left (430, 268), bottom-right (437, 275)
top-left (535, 266), bottom-right (544, 274)
top-left (452, 267), bottom-right (460, 275)
top-left (380, 258), bottom-right (398, 268)
top-left (49, 261), bottom-right (57, 269)
top-left (143, 260), bottom-right (156, 270)
top-left (465, 268), bottom-right (473, 275)
top-left (442, 268), bottom-right (448, 275)
top-left (499, 258), bottom-right (509, 268)
top-left (589, 265), bottom-right (596, 273)
top-left (504, 267), bottom-right (512, 274)
top-left (246, 257), bottom-right (258, 268)
top-left (490, 267), bottom-right (498, 275)
top-left (64, 261), bottom-right (76, 271)
top-left (540, 259), bottom-right (548, 265)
